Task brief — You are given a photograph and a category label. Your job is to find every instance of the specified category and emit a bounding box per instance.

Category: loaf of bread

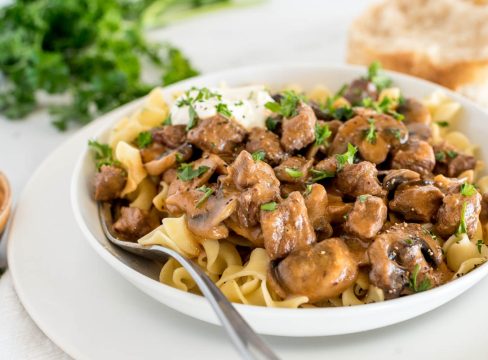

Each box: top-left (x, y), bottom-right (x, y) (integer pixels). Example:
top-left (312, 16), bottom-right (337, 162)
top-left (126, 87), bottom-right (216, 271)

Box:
top-left (347, 0), bottom-right (488, 108)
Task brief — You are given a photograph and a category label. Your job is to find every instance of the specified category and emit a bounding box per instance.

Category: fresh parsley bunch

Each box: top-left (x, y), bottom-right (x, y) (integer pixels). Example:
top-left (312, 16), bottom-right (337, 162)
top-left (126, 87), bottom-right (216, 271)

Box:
top-left (0, 0), bottom-right (208, 130)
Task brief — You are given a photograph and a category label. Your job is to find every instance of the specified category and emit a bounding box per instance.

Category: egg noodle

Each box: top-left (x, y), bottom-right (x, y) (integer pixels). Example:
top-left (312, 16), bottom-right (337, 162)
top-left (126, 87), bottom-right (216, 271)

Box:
top-left (102, 84), bottom-right (488, 308)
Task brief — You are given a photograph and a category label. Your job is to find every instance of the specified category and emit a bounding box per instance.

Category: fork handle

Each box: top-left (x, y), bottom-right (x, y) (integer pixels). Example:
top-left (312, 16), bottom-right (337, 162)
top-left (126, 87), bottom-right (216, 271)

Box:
top-left (150, 245), bottom-right (280, 360)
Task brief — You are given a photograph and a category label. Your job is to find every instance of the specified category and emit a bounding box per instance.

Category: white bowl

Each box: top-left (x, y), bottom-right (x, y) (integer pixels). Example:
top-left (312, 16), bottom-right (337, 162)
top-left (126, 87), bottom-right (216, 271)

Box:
top-left (71, 63), bottom-right (488, 337)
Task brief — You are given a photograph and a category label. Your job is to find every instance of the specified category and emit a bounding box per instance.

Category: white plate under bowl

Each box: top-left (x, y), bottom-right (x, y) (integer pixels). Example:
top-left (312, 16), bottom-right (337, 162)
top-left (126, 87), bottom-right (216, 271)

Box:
top-left (71, 63), bottom-right (488, 337)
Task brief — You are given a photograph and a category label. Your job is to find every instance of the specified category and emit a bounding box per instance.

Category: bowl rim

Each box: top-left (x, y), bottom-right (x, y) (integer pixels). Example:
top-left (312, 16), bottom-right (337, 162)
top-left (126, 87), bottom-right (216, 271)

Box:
top-left (70, 62), bottom-right (488, 318)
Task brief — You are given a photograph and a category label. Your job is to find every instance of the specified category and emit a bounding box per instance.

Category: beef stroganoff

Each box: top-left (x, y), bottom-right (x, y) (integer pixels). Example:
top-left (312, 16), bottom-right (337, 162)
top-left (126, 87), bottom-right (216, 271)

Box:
top-left (89, 63), bottom-right (488, 308)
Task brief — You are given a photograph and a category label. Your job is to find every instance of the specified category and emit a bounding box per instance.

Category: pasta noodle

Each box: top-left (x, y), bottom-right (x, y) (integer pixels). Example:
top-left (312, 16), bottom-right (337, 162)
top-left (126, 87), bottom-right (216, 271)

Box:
top-left (152, 181), bottom-right (169, 212)
top-left (115, 141), bottom-right (147, 196)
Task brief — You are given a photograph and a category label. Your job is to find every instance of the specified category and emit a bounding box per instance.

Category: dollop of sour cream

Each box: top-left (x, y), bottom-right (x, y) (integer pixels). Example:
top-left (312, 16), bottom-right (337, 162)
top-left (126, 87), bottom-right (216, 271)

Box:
top-left (169, 85), bottom-right (274, 129)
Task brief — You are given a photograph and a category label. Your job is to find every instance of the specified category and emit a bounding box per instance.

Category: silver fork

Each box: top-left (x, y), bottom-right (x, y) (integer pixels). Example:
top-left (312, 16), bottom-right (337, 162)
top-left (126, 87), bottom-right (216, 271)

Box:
top-left (99, 203), bottom-right (279, 360)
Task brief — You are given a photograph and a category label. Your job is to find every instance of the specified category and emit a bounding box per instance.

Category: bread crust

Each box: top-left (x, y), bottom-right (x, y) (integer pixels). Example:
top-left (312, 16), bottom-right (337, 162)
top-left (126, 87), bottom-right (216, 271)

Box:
top-left (347, 1), bottom-right (488, 90)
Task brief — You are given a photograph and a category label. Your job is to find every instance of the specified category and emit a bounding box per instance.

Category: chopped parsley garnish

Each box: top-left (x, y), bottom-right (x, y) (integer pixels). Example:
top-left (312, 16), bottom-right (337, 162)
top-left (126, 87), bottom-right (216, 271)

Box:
top-left (186, 105), bottom-right (198, 130)
top-left (265, 90), bottom-right (303, 118)
top-left (177, 163), bottom-right (209, 181)
top-left (456, 202), bottom-right (468, 235)
top-left (88, 140), bottom-right (120, 171)
top-left (285, 168), bottom-right (304, 178)
top-left (331, 105), bottom-right (355, 121)
top-left (261, 201), bottom-right (277, 211)
top-left (447, 150), bottom-right (458, 159)
top-left (216, 103), bottom-right (232, 118)
top-left (477, 240), bottom-right (484, 254)
top-left (405, 238), bottom-right (414, 245)
top-left (252, 150), bottom-right (266, 162)
top-left (365, 118), bottom-right (377, 144)
top-left (336, 143), bottom-right (358, 170)
top-left (310, 168), bottom-right (335, 182)
top-left (234, 100), bottom-right (244, 106)
top-left (435, 151), bottom-right (446, 162)
top-left (193, 87), bottom-right (221, 102)
top-left (162, 114), bottom-right (172, 126)
top-left (175, 152), bottom-right (184, 163)
top-left (135, 131), bottom-right (152, 148)
top-left (305, 184), bottom-right (313, 196)
top-left (387, 128), bottom-right (402, 140)
top-left (461, 183), bottom-right (477, 197)
top-left (195, 185), bottom-right (214, 208)
top-left (436, 121), bottom-right (449, 128)
top-left (362, 97), bottom-right (404, 121)
top-left (358, 195), bottom-right (369, 203)
top-left (367, 61), bottom-right (393, 92)
top-left (409, 264), bottom-right (431, 292)
top-left (265, 117), bottom-right (279, 131)
top-left (315, 123), bottom-right (332, 146)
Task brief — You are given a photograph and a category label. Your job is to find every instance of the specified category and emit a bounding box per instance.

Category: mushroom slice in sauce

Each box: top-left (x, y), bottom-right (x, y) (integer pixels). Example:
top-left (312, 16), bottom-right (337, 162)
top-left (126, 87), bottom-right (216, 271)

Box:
top-left (397, 98), bottom-right (431, 125)
top-left (329, 111), bottom-right (408, 164)
top-left (268, 238), bottom-right (358, 303)
top-left (144, 143), bottom-right (193, 176)
top-left (382, 169), bottom-right (421, 194)
top-left (368, 223), bottom-right (443, 298)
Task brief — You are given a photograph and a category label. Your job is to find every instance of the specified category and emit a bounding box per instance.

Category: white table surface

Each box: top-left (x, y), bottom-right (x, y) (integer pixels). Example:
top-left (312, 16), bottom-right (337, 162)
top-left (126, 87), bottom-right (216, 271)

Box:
top-left (0, 0), bottom-right (378, 358)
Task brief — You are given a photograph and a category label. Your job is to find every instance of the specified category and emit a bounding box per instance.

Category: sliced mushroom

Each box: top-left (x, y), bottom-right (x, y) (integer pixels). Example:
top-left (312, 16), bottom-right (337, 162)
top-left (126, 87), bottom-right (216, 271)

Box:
top-left (329, 111), bottom-right (408, 164)
top-left (368, 223), bottom-right (443, 298)
top-left (268, 238), bottom-right (358, 303)
top-left (144, 143), bottom-right (193, 176)
top-left (343, 78), bottom-right (378, 105)
top-left (382, 169), bottom-right (421, 194)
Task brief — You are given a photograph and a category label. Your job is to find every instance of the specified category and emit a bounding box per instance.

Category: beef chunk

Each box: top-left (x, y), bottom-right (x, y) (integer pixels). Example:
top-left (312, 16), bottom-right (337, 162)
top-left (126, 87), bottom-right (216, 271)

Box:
top-left (245, 127), bottom-right (285, 165)
top-left (260, 191), bottom-right (316, 260)
top-left (336, 161), bottom-right (385, 197)
top-left (152, 125), bottom-right (187, 149)
top-left (93, 165), bottom-right (127, 201)
top-left (281, 103), bottom-right (316, 152)
top-left (389, 183), bottom-right (444, 222)
top-left (304, 183), bottom-right (332, 234)
top-left (344, 195), bottom-right (387, 240)
top-left (220, 150), bottom-right (280, 228)
top-left (113, 207), bottom-right (159, 241)
top-left (391, 139), bottom-right (435, 175)
top-left (274, 157), bottom-right (312, 183)
top-left (436, 191), bottom-right (481, 238)
top-left (343, 78), bottom-right (378, 105)
top-left (187, 115), bottom-right (247, 155)
top-left (434, 143), bottom-right (477, 177)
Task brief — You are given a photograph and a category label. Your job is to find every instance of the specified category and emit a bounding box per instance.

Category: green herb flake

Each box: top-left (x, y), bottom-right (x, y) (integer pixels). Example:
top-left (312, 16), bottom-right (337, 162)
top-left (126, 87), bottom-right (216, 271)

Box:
top-left (163, 115), bottom-right (172, 126)
top-left (365, 118), bottom-right (377, 144)
top-left (461, 183), bottom-right (477, 197)
top-left (265, 117), bottom-right (279, 131)
top-left (195, 186), bottom-right (214, 208)
top-left (436, 121), bottom-right (449, 128)
top-left (409, 264), bottom-right (432, 293)
top-left (315, 123), bottom-right (332, 146)
top-left (367, 61), bottom-right (393, 92)
top-left (186, 104), bottom-right (198, 130)
top-left (435, 151), bottom-right (446, 162)
top-left (310, 168), bottom-right (335, 182)
top-left (252, 150), bottom-right (266, 162)
top-left (456, 202), bottom-right (468, 235)
top-left (336, 143), bottom-right (358, 170)
top-left (175, 152), bottom-right (184, 163)
top-left (447, 150), bottom-right (458, 159)
top-left (285, 168), bottom-right (304, 178)
top-left (405, 238), bottom-right (414, 245)
top-left (261, 201), bottom-right (277, 211)
top-left (265, 91), bottom-right (303, 118)
top-left (135, 131), bottom-right (152, 149)
top-left (358, 195), bottom-right (369, 203)
top-left (477, 240), bottom-right (484, 254)
top-left (88, 140), bottom-right (119, 171)
top-left (234, 100), bottom-right (244, 106)
top-left (388, 128), bottom-right (402, 140)
top-left (177, 164), bottom-right (210, 181)
top-left (216, 103), bottom-right (232, 118)
top-left (305, 184), bottom-right (313, 196)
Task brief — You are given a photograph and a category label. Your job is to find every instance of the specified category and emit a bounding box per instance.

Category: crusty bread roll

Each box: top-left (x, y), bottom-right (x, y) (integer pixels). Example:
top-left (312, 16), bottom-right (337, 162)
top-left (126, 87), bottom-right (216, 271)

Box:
top-left (347, 0), bottom-right (488, 108)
